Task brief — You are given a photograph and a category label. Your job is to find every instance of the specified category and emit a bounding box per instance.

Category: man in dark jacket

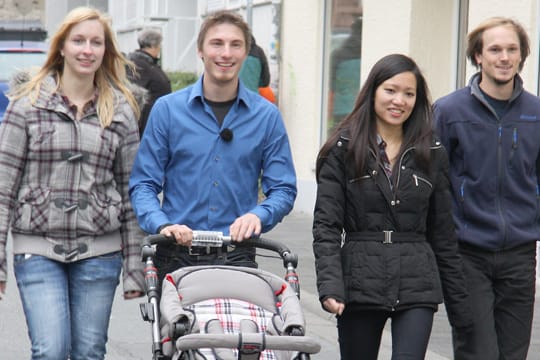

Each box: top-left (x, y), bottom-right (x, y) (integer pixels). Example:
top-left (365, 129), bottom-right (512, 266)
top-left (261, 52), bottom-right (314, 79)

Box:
top-left (434, 17), bottom-right (540, 360)
top-left (127, 28), bottom-right (172, 137)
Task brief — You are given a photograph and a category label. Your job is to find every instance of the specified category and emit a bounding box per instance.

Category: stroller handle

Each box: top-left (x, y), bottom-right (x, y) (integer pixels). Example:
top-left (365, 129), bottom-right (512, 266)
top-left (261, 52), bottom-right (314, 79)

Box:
top-left (141, 232), bottom-right (301, 297)
top-left (142, 232), bottom-right (298, 266)
top-left (142, 231), bottom-right (230, 248)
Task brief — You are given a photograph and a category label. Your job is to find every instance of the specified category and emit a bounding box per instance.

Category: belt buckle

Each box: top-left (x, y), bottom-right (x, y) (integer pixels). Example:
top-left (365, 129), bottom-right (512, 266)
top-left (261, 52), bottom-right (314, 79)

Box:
top-left (189, 246), bottom-right (215, 256)
top-left (188, 246), bottom-right (203, 256)
top-left (383, 230), bottom-right (393, 244)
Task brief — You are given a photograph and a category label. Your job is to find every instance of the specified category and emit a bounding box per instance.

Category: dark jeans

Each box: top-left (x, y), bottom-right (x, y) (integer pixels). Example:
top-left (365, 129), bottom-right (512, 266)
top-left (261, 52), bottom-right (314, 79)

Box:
top-left (337, 307), bottom-right (434, 360)
top-left (453, 242), bottom-right (537, 360)
top-left (154, 244), bottom-right (257, 291)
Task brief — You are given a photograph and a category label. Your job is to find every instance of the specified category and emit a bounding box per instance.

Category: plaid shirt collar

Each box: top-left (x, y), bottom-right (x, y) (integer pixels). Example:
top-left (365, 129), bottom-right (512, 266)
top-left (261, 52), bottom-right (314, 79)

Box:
top-left (377, 134), bottom-right (393, 178)
top-left (58, 89), bottom-right (98, 119)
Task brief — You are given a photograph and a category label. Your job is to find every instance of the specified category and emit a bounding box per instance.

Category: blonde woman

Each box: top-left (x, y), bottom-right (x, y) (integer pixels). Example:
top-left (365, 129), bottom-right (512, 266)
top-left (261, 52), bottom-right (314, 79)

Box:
top-left (0, 7), bottom-right (145, 359)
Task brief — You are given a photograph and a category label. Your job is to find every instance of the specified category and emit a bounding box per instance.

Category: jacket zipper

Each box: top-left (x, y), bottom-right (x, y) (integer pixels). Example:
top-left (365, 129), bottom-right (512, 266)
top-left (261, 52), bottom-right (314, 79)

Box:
top-left (509, 127), bottom-right (517, 164)
top-left (348, 174), bottom-right (371, 183)
top-left (412, 174), bottom-right (433, 188)
top-left (497, 125), bottom-right (507, 246)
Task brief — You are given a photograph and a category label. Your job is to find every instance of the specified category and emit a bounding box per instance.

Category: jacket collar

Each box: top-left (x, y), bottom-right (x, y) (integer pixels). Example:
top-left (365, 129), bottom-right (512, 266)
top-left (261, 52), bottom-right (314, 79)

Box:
top-left (469, 71), bottom-right (523, 104)
top-left (132, 49), bottom-right (158, 65)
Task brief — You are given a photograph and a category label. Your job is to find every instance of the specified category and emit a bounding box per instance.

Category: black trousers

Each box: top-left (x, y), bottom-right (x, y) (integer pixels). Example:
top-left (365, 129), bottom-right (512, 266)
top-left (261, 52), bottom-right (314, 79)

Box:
top-left (453, 242), bottom-right (537, 360)
top-left (337, 307), bottom-right (434, 360)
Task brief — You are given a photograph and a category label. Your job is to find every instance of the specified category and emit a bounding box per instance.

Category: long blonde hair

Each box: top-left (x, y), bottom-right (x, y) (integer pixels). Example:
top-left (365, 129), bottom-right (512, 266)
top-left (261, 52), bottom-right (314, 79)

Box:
top-left (10, 7), bottom-right (139, 127)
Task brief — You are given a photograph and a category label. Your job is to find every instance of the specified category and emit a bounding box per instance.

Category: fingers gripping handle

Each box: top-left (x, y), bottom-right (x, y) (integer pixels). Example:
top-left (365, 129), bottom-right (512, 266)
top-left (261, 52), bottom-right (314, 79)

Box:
top-left (141, 231), bottom-right (231, 259)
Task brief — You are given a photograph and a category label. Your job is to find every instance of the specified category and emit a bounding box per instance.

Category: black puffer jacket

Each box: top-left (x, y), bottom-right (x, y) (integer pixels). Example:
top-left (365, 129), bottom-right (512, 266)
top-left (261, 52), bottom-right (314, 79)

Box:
top-left (313, 134), bottom-right (472, 329)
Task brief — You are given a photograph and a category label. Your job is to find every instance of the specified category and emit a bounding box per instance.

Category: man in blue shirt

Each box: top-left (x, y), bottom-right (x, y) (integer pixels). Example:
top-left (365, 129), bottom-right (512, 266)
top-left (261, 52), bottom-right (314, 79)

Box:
top-left (129, 10), bottom-right (297, 278)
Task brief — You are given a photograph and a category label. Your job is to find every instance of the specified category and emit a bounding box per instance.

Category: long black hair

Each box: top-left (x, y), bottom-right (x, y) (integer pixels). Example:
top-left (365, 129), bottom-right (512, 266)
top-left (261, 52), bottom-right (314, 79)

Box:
top-left (317, 53), bottom-right (433, 180)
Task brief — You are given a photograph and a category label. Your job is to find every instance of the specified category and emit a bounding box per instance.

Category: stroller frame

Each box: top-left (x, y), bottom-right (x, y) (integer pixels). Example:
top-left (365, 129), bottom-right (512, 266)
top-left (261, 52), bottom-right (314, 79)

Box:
top-left (140, 234), bottom-right (320, 360)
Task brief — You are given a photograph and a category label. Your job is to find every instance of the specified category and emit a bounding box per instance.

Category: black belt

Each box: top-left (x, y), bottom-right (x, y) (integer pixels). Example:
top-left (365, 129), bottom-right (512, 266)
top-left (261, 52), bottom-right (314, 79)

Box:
top-left (346, 231), bottom-right (425, 244)
top-left (158, 243), bottom-right (235, 256)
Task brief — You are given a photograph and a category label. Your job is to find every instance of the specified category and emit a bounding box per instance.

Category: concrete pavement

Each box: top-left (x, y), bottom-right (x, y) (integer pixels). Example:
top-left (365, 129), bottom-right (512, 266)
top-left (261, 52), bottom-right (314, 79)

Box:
top-left (1, 211), bottom-right (539, 359)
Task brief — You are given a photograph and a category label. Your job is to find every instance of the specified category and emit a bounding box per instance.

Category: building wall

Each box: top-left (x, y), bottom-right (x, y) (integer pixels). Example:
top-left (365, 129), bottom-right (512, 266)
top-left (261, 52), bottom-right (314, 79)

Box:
top-left (0, 0), bottom-right (44, 23)
top-left (44, 0), bottom-right (107, 36)
top-left (409, 0), bottom-right (457, 101)
top-left (110, 0), bottom-right (199, 73)
top-left (279, 0), bottom-right (324, 215)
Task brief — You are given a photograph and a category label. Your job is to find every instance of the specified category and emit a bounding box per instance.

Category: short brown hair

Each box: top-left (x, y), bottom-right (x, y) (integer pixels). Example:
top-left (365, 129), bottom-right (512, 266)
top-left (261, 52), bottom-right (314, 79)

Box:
top-left (197, 10), bottom-right (251, 52)
top-left (466, 17), bottom-right (530, 71)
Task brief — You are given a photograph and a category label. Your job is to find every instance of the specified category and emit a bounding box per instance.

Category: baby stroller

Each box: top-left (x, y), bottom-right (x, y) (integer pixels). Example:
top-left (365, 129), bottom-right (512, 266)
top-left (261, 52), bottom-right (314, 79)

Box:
top-left (140, 231), bottom-right (321, 360)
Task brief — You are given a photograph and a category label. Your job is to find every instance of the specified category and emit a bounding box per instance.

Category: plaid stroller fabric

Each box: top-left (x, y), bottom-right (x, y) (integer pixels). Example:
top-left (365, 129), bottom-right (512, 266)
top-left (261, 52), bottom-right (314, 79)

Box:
top-left (186, 298), bottom-right (280, 359)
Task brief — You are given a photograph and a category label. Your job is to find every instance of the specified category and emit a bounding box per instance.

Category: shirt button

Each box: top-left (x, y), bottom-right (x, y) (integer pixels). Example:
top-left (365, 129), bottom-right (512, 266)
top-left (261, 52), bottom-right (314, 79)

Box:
top-left (213, 181), bottom-right (218, 186)
top-left (390, 200), bottom-right (395, 206)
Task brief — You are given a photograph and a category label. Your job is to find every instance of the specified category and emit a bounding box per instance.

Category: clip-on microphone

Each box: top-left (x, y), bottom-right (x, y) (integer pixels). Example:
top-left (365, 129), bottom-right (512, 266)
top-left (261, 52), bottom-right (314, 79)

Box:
top-left (220, 128), bottom-right (233, 142)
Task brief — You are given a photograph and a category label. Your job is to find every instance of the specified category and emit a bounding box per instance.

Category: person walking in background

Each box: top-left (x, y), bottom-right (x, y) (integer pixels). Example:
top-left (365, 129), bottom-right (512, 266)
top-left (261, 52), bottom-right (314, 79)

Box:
top-left (0, 7), bottom-right (145, 359)
top-left (239, 34), bottom-right (275, 103)
top-left (434, 17), bottom-right (540, 360)
top-left (129, 10), bottom-right (297, 285)
top-left (313, 53), bottom-right (472, 360)
top-left (127, 28), bottom-right (171, 137)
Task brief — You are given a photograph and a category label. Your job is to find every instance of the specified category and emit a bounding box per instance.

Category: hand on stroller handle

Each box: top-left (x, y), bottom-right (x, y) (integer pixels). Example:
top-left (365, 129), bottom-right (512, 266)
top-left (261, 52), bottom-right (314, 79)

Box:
top-left (142, 230), bottom-right (230, 248)
top-left (142, 232), bottom-right (298, 267)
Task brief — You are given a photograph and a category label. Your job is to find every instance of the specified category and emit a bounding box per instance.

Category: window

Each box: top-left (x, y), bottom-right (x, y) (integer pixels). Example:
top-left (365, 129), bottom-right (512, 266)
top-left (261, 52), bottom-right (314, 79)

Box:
top-left (323, 0), bottom-right (363, 138)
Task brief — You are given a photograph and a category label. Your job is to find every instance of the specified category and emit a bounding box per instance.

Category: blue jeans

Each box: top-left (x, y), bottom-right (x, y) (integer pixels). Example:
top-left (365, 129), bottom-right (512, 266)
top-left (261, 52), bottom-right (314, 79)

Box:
top-left (14, 252), bottom-right (122, 360)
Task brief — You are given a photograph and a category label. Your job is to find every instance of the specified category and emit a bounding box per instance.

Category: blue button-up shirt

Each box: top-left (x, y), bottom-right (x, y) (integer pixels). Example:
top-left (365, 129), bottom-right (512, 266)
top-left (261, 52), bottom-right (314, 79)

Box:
top-left (129, 77), bottom-right (297, 235)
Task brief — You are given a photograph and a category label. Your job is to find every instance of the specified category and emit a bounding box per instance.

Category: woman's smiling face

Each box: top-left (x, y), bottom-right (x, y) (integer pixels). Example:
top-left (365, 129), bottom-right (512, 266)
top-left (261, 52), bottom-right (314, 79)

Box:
top-left (374, 71), bottom-right (417, 131)
top-left (61, 19), bottom-right (105, 78)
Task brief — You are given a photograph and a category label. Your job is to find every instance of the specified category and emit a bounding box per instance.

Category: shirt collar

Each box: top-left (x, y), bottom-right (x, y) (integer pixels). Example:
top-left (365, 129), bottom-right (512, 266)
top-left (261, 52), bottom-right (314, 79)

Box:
top-left (376, 133), bottom-right (386, 149)
top-left (188, 75), bottom-right (250, 108)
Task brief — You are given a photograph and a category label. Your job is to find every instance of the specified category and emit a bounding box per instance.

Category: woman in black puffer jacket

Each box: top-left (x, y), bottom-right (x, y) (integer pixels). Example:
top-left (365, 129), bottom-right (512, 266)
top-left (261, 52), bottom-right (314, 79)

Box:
top-left (313, 54), bottom-right (472, 360)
